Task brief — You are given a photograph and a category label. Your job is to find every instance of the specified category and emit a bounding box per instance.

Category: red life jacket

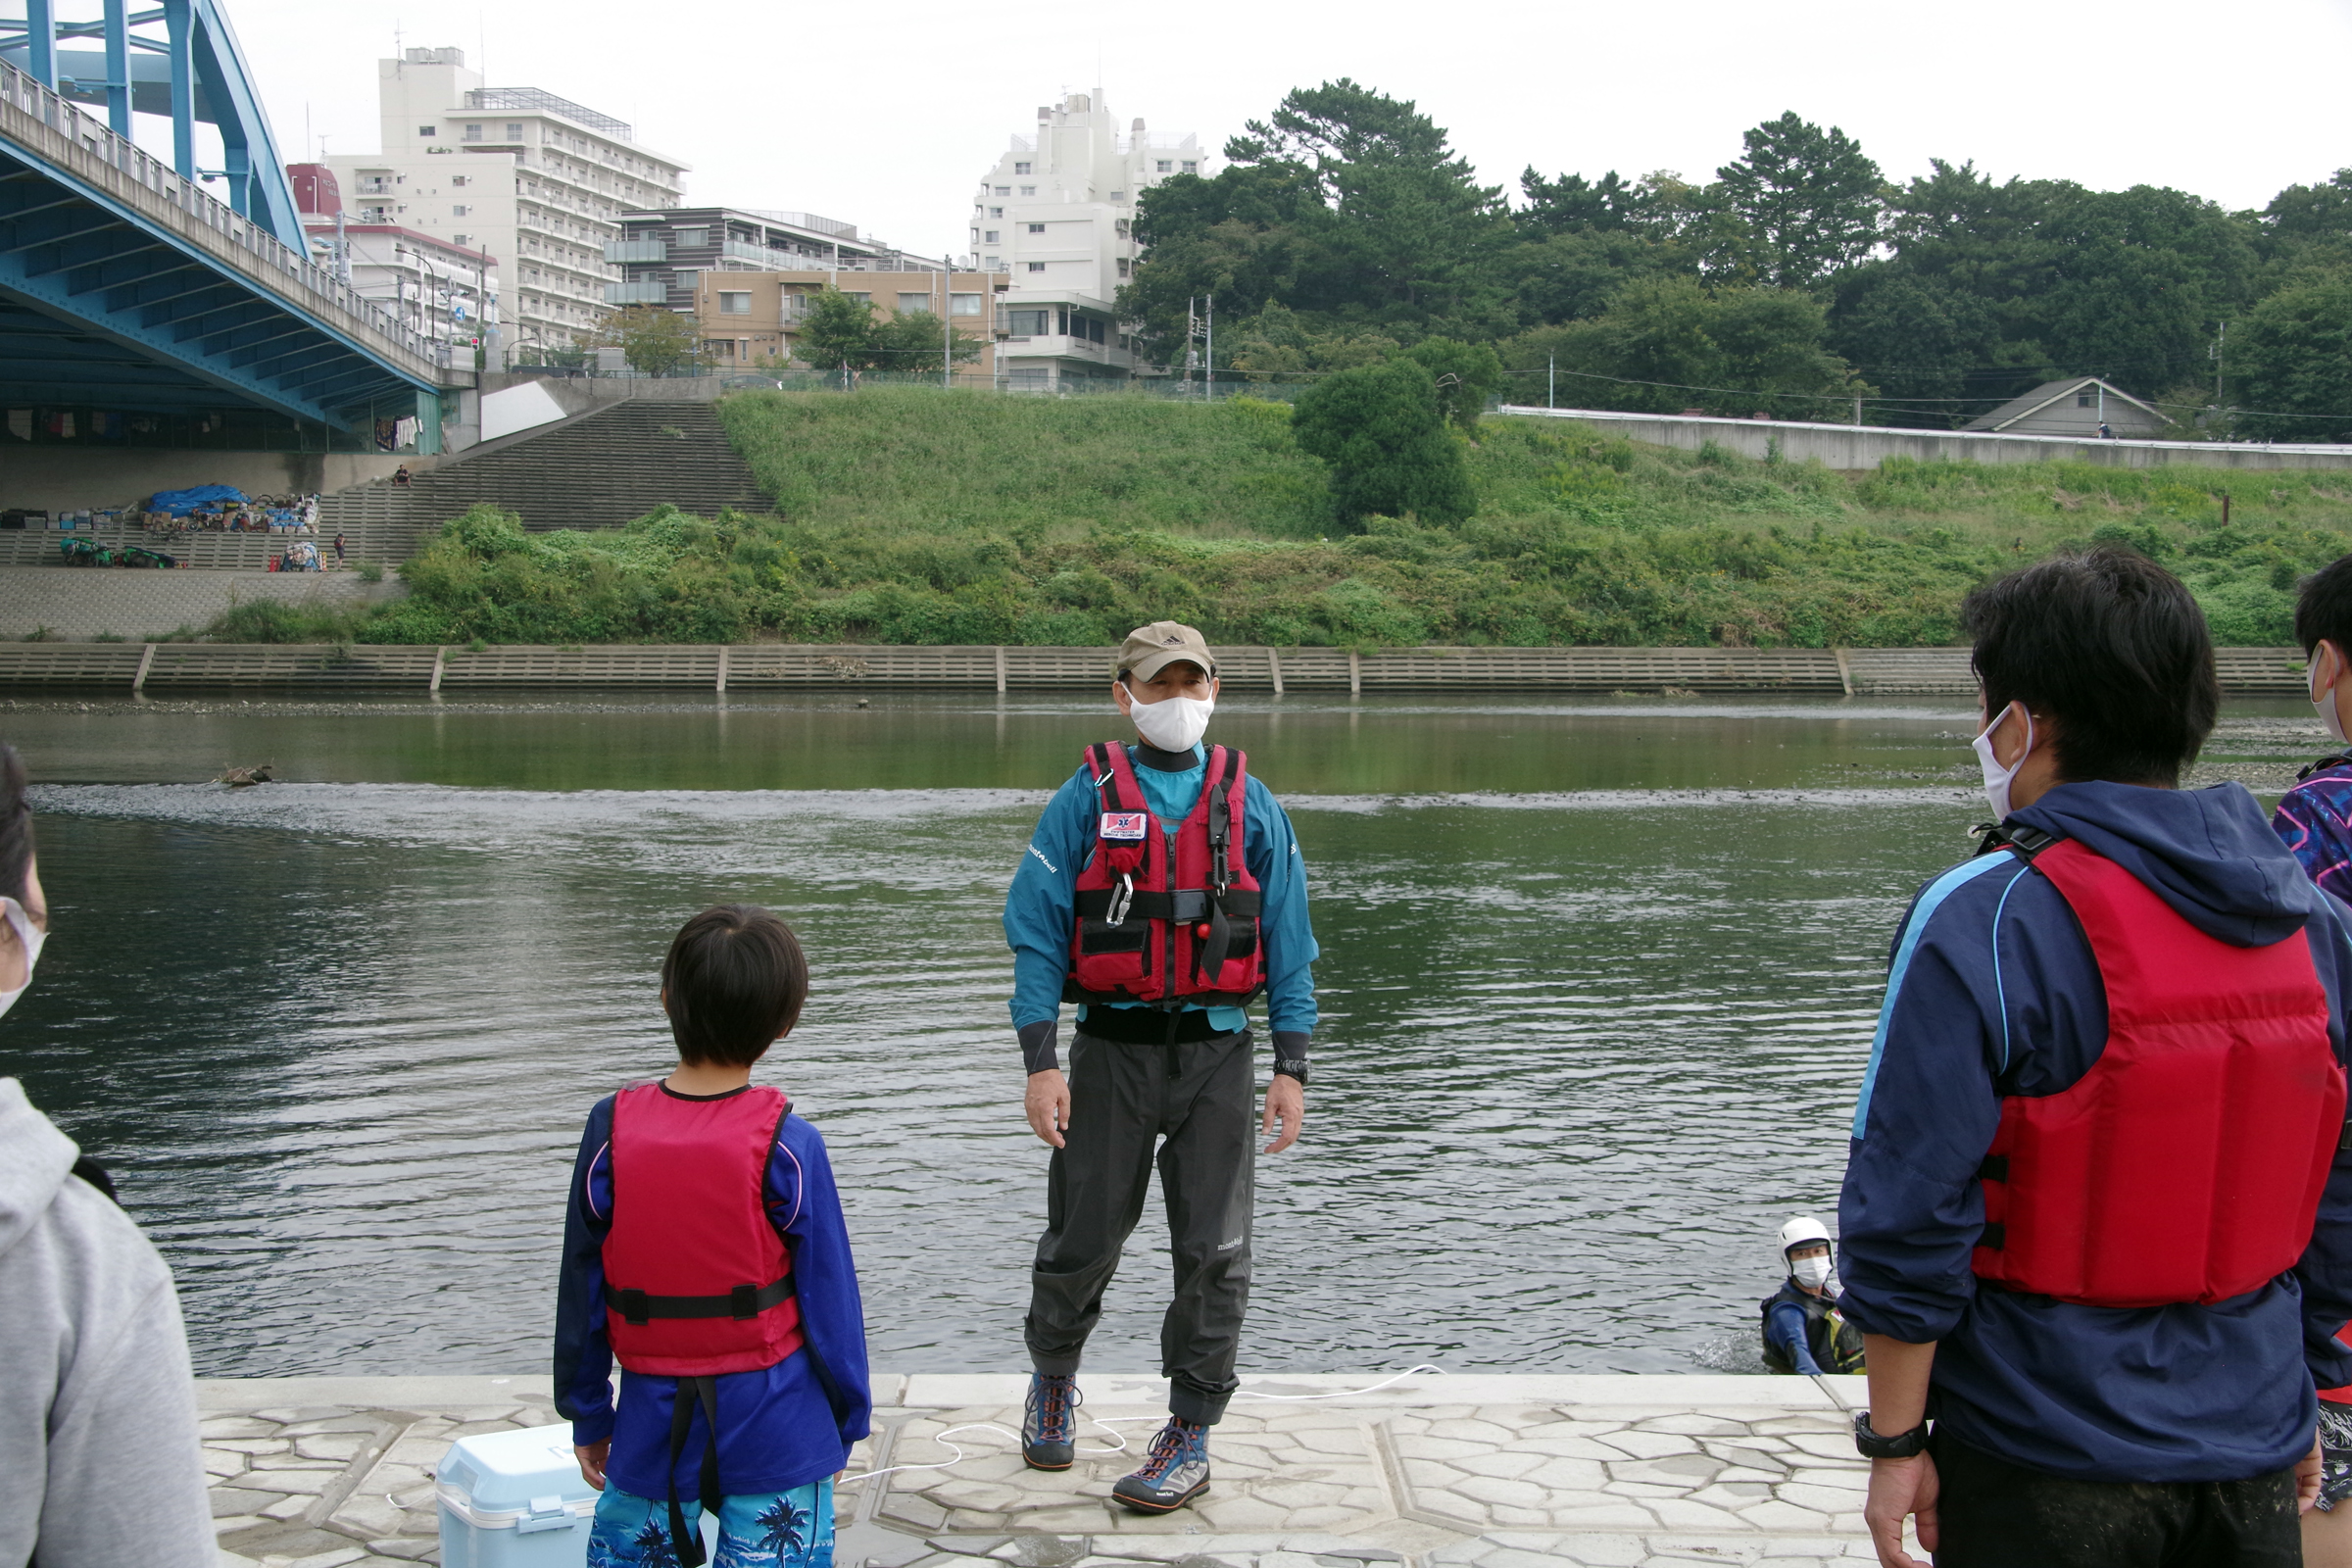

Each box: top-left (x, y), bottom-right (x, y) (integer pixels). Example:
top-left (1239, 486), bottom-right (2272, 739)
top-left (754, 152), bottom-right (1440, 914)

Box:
top-left (1972, 835), bottom-right (2345, 1307)
top-left (602, 1082), bottom-right (806, 1377)
top-left (1066, 742), bottom-right (1266, 1005)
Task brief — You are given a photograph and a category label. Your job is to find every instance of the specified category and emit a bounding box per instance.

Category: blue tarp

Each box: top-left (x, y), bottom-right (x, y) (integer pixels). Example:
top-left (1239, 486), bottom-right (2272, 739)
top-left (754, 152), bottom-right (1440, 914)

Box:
top-left (148, 485), bottom-right (245, 516)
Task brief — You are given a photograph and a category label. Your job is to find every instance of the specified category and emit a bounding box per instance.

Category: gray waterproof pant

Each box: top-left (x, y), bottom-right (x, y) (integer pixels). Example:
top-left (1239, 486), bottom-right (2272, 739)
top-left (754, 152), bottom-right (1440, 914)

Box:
top-left (1024, 1027), bottom-right (1255, 1424)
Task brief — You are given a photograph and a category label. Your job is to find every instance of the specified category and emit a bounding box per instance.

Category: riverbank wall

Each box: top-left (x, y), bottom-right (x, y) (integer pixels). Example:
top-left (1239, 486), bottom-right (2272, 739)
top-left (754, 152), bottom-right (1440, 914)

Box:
top-left (0, 641), bottom-right (2304, 697)
top-left (1501, 406), bottom-right (2352, 472)
top-left (200, 1371), bottom-right (1878, 1568)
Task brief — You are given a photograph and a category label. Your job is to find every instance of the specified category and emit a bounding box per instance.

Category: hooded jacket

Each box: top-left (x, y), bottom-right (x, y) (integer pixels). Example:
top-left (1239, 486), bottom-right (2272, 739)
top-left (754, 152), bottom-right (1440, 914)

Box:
top-left (0, 1077), bottom-right (214, 1566)
top-left (1839, 781), bottom-right (2352, 1484)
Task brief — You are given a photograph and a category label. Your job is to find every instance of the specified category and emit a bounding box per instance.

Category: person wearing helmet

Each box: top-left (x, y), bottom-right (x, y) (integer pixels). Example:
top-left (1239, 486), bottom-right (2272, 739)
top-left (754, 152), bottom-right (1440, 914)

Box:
top-left (1760, 1216), bottom-right (1864, 1377)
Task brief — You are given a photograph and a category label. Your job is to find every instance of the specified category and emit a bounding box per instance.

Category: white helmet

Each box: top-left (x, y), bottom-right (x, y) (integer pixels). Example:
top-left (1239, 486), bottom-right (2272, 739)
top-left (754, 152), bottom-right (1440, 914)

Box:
top-left (1779, 1215), bottom-right (1834, 1274)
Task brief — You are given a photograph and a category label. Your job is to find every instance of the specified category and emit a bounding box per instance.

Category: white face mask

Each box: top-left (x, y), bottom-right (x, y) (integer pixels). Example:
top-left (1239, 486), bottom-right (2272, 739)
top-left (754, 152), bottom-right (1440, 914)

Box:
top-left (0, 896), bottom-right (45, 1021)
top-left (1129, 692), bottom-right (1214, 753)
top-left (1972, 703), bottom-right (2034, 822)
top-left (1791, 1254), bottom-right (1835, 1290)
top-left (2315, 645), bottom-right (2350, 746)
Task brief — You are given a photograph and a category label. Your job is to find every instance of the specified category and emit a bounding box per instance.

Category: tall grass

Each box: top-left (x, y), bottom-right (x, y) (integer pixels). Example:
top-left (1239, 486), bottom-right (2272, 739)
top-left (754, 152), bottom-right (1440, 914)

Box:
top-left (211, 387), bottom-right (2352, 648)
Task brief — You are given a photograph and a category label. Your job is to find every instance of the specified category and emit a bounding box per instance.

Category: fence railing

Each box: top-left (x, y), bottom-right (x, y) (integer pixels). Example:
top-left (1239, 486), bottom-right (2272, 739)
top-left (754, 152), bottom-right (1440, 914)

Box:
top-left (0, 57), bottom-right (446, 379)
top-left (0, 643), bottom-right (2309, 696)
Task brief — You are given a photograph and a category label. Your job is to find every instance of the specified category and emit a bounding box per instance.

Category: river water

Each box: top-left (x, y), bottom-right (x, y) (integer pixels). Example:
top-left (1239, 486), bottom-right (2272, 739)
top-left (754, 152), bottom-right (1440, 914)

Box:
top-left (0, 690), bottom-right (2321, 1380)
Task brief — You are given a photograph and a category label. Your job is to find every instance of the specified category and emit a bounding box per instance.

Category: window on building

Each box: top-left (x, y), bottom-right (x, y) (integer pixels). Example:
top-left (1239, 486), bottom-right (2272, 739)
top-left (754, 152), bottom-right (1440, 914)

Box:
top-left (418, 125), bottom-right (437, 137)
top-left (990, 206), bottom-right (1004, 218)
top-left (452, 175), bottom-right (469, 188)
top-left (995, 186), bottom-right (1010, 196)
top-left (464, 123), bottom-right (482, 140)
top-left (2077, 390), bottom-right (2096, 407)
top-left (453, 234), bottom-right (468, 246)
top-left (1027, 261), bottom-right (1046, 272)
top-left (1182, 161), bottom-right (1199, 173)
top-left (1004, 308), bottom-right (1050, 335)
top-left (1014, 161), bottom-right (1033, 174)
top-left (719, 291), bottom-right (752, 315)
top-left (950, 293), bottom-right (983, 316)
top-left (1155, 159), bottom-right (1171, 172)
top-left (1115, 219), bottom-right (1130, 237)
top-left (984, 230), bottom-right (1000, 244)
top-left (1025, 222), bottom-right (1046, 234)
top-left (1110, 190), bottom-right (1125, 202)
top-left (845, 292), bottom-right (871, 306)
top-left (1019, 185), bottom-right (1036, 196)
top-left (676, 227), bottom-right (707, 247)
top-left (452, 205), bottom-right (469, 217)
top-left (507, 122), bottom-right (525, 139)
top-left (1117, 258), bottom-right (1130, 277)
top-left (898, 292), bottom-right (934, 315)
top-left (985, 257), bottom-right (1002, 270)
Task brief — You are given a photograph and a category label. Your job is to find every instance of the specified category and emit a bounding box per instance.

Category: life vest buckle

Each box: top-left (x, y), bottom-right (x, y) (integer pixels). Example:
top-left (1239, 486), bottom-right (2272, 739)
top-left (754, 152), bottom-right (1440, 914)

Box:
top-left (729, 1283), bottom-right (759, 1320)
top-left (1106, 872), bottom-right (1135, 927)
top-left (616, 1288), bottom-right (652, 1326)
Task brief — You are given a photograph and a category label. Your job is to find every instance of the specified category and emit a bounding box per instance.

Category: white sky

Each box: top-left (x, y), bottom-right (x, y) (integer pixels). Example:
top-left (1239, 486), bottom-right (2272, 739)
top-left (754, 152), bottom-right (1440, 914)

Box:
top-left (166, 0), bottom-right (2352, 255)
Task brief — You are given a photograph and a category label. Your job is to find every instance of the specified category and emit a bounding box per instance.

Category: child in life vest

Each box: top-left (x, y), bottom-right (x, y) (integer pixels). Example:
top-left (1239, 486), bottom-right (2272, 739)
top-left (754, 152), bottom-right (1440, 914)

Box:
top-left (553, 905), bottom-right (870, 1568)
top-left (1758, 1215), bottom-right (1864, 1376)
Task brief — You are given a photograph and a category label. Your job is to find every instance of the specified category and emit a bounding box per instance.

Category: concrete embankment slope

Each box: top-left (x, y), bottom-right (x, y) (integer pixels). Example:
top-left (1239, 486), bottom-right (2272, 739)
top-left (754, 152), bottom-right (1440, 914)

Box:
top-left (199, 1371), bottom-right (1878, 1568)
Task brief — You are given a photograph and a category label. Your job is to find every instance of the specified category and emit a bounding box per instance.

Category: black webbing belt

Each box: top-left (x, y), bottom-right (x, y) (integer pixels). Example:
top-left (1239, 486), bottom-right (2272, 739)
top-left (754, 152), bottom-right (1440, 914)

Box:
top-left (1073, 888), bottom-right (1261, 922)
top-left (612, 1274), bottom-right (794, 1326)
top-left (666, 1374), bottom-right (723, 1567)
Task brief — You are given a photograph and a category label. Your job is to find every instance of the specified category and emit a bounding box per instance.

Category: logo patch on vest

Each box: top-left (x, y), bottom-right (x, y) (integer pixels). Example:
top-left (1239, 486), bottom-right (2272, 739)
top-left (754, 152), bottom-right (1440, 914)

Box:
top-left (1100, 811), bottom-right (1149, 841)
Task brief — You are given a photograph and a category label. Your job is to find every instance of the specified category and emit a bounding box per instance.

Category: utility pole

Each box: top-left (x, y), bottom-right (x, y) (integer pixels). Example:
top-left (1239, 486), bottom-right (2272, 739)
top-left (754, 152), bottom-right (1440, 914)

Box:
top-left (943, 259), bottom-right (953, 389)
top-left (1204, 292), bottom-right (1213, 400)
top-left (2212, 321), bottom-right (2228, 405)
top-left (1547, 353), bottom-right (1554, 409)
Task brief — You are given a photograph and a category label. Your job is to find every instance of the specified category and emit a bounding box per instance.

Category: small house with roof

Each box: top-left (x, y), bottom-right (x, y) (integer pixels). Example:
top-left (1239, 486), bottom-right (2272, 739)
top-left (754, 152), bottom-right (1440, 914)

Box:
top-left (1962, 376), bottom-right (2168, 438)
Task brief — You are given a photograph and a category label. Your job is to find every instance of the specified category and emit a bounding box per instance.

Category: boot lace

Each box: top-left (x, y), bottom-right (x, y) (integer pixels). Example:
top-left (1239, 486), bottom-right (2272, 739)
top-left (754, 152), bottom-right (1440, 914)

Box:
top-left (1029, 1375), bottom-right (1077, 1441)
top-left (1136, 1419), bottom-right (1200, 1481)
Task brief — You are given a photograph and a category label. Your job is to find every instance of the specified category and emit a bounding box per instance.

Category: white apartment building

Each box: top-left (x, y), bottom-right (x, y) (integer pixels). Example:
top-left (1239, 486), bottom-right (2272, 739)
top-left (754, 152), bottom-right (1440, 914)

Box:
top-left (972, 92), bottom-right (1207, 388)
top-left (325, 47), bottom-right (688, 362)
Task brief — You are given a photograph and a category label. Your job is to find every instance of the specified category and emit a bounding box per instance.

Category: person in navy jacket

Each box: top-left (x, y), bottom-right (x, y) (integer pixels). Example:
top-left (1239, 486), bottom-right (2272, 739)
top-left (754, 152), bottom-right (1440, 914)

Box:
top-left (554, 906), bottom-right (870, 1568)
top-left (1841, 549), bottom-right (2352, 1568)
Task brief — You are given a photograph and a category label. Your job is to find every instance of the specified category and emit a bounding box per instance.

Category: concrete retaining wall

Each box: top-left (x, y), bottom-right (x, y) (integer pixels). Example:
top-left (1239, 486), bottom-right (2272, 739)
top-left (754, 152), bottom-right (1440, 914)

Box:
top-left (1500, 406), bottom-right (2352, 472)
top-left (0, 641), bottom-right (2305, 695)
top-left (0, 567), bottom-right (401, 643)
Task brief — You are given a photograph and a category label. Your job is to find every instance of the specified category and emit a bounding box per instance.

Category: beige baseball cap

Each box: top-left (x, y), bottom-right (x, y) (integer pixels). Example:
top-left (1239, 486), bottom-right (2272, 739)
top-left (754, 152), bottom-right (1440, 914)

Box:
top-left (1116, 620), bottom-right (1216, 682)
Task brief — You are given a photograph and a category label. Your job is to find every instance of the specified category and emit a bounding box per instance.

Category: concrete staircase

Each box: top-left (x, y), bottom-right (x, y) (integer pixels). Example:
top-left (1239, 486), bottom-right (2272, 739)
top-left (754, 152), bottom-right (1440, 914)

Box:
top-left (0, 400), bottom-right (768, 570)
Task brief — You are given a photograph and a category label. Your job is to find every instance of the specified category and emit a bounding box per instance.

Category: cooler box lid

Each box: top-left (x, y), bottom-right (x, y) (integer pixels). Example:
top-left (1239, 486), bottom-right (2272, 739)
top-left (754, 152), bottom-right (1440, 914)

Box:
top-left (436, 1424), bottom-right (597, 1531)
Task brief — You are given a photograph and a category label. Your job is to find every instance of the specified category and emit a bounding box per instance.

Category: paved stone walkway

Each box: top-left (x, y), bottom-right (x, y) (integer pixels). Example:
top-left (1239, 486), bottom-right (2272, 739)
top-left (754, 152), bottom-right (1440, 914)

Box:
top-left (199, 1374), bottom-right (1889, 1568)
top-left (0, 566), bottom-right (400, 642)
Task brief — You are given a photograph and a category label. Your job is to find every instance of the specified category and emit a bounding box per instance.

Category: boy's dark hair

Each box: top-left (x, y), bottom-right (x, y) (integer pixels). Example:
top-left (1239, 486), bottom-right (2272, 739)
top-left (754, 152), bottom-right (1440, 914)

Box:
top-left (661, 905), bottom-right (808, 1066)
top-left (1962, 547), bottom-right (2218, 787)
top-left (2295, 554), bottom-right (2352, 657)
top-left (0, 745), bottom-right (33, 905)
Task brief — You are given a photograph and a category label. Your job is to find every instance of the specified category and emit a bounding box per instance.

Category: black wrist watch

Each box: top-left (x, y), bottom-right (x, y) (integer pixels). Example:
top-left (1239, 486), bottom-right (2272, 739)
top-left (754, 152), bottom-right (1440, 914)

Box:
top-left (1852, 1411), bottom-right (1930, 1459)
top-left (1273, 1059), bottom-right (1309, 1087)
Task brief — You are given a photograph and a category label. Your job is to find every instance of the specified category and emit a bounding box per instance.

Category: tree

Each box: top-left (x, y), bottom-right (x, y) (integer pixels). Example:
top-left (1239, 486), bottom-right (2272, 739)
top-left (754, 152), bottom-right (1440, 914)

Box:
top-left (1403, 337), bottom-right (1506, 432)
top-left (591, 306), bottom-right (700, 375)
top-left (868, 310), bottom-right (984, 375)
top-left (2230, 270), bottom-right (2352, 441)
top-left (1711, 113), bottom-right (1886, 289)
top-left (794, 287), bottom-right (880, 373)
top-left (1292, 358), bottom-right (1476, 527)
top-left (1501, 276), bottom-right (1871, 419)
top-left (1516, 168), bottom-right (1664, 236)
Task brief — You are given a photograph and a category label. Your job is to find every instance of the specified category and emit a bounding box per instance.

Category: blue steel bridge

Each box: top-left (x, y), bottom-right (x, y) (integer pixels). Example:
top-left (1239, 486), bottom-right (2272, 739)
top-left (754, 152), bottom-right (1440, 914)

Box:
top-left (0, 2), bottom-right (462, 450)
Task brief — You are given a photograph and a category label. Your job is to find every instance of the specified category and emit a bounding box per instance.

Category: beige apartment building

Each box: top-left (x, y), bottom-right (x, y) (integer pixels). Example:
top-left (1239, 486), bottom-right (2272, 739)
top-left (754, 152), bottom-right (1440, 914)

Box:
top-left (326, 47), bottom-right (689, 360)
top-left (691, 270), bottom-right (1008, 381)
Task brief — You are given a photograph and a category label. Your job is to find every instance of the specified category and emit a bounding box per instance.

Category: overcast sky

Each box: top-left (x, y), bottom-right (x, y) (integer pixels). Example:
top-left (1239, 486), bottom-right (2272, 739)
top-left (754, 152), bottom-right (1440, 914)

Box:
top-left (192, 0), bottom-right (2352, 255)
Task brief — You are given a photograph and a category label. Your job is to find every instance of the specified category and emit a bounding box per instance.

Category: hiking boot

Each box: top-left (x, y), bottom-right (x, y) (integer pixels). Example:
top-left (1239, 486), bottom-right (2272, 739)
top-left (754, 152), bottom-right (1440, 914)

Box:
top-left (1021, 1372), bottom-right (1079, 1471)
top-left (1112, 1417), bottom-right (1211, 1512)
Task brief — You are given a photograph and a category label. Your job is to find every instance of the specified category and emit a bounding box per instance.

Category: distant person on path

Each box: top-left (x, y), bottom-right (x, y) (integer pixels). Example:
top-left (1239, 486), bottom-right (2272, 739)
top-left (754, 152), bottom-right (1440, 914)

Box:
top-left (0, 744), bottom-right (215, 1566)
top-left (1759, 1215), bottom-right (1864, 1378)
top-left (1003, 620), bottom-right (1320, 1514)
top-left (1841, 548), bottom-right (2352, 1568)
top-left (332, 532), bottom-right (346, 564)
top-left (2269, 552), bottom-right (2352, 1567)
top-left (2098, 420), bottom-right (2114, 440)
top-left (391, 465), bottom-right (411, 487)
top-left (554, 906), bottom-right (868, 1568)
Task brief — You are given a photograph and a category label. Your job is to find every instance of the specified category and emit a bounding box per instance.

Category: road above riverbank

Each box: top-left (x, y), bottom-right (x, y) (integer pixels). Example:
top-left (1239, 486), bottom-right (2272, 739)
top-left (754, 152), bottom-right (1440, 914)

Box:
top-left (200, 1372), bottom-right (1884, 1568)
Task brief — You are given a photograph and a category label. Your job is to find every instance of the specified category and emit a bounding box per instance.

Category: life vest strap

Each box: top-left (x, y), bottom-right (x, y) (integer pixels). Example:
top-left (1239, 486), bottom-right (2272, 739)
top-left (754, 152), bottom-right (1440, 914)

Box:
top-left (612, 1272), bottom-right (795, 1326)
top-left (1074, 887), bottom-right (1263, 922)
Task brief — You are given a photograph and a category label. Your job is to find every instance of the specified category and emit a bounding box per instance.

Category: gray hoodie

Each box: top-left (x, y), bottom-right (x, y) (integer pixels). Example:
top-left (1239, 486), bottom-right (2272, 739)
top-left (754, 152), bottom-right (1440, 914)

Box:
top-left (0, 1077), bottom-right (213, 1566)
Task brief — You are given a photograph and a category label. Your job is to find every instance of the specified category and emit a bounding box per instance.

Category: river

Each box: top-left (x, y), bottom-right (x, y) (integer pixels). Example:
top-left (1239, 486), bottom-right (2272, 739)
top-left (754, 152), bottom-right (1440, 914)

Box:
top-left (0, 690), bottom-right (2320, 1379)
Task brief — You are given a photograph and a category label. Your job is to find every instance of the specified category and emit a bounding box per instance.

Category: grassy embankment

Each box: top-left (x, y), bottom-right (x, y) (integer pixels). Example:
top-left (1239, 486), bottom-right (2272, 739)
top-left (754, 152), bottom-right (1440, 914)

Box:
top-left (212, 388), bottom-right (2352, 647)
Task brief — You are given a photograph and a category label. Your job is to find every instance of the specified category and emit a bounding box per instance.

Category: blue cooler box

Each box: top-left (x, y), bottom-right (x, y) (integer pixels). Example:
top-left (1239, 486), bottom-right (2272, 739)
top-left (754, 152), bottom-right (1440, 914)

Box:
top-left (437, 1425), bottom-right (598, 1568)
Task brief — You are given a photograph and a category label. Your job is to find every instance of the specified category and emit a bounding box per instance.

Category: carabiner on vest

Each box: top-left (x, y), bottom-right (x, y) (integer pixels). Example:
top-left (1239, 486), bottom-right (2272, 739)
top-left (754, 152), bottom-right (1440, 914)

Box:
top-left (1106, 872), bottom-right (1135, 927)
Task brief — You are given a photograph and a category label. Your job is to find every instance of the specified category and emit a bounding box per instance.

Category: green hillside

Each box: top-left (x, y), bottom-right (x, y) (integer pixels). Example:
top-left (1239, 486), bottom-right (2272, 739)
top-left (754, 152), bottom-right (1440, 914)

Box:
top-left (215, 389), bottom-right (2352, 649)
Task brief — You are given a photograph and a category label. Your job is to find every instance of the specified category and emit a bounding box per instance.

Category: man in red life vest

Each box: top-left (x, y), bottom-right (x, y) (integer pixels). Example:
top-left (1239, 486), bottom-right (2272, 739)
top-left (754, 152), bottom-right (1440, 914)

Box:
top-left (1841, 549), bottom-right (2352, 1568)
top-left (1003, 620), bottom-right (1321, 1513)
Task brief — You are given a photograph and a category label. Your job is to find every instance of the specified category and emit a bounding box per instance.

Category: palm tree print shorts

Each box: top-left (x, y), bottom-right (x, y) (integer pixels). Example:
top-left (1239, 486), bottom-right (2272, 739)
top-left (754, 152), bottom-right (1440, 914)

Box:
top-left (586, 1477), bottom-right (834, 1567)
